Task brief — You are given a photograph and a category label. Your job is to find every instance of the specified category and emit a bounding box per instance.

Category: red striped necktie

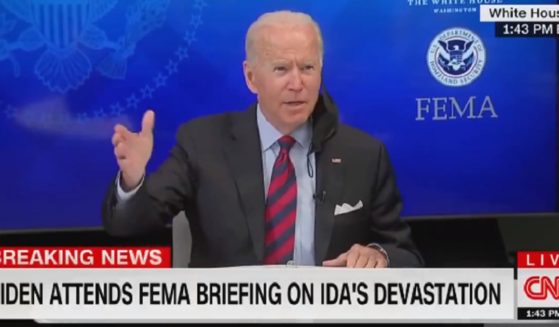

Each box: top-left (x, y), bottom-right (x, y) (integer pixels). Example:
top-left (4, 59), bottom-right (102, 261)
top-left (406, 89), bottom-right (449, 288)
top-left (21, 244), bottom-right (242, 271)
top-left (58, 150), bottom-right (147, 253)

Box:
top-left (264, 135), bottom-right (297, 265)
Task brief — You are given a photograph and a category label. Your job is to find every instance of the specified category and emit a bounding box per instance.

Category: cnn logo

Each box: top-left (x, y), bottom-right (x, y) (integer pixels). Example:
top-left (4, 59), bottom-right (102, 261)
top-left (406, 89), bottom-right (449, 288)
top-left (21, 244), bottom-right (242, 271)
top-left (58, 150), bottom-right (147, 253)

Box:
top-left (524, 276), bottom-right (559, 300)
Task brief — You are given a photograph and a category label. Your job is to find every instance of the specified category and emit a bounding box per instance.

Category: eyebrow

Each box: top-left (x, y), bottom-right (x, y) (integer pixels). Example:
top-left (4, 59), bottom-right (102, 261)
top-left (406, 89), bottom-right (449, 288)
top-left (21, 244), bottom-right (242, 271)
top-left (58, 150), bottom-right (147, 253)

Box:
top-left (270, 59), bottom-right (317, 65)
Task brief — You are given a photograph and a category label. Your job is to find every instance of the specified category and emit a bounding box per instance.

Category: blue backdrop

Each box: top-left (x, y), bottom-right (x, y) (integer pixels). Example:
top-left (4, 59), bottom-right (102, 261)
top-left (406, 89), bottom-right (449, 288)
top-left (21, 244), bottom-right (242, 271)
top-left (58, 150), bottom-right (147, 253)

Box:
top-left (0, 0), bottom-right (556, 230)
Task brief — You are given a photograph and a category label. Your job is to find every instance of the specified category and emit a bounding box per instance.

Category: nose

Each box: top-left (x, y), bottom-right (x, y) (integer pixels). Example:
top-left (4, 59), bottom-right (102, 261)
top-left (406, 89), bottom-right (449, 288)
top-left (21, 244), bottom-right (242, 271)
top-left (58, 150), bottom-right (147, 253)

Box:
top-left (287, 69), bottom-right (303, 92)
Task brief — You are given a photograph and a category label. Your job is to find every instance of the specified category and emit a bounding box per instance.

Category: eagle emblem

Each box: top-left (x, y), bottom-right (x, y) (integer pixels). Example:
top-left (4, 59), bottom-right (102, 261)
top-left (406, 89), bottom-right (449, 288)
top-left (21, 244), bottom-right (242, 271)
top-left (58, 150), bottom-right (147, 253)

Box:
top-left (0, 0), bottom-right (170, 93)
top-left (427, 27), bottom-right (486, 88)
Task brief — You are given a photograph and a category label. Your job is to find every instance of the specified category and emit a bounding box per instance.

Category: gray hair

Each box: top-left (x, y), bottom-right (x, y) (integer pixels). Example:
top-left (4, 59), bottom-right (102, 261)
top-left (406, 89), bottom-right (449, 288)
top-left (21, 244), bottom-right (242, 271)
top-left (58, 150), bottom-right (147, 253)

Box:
top-left (245, 10), bottom-right (324, 65)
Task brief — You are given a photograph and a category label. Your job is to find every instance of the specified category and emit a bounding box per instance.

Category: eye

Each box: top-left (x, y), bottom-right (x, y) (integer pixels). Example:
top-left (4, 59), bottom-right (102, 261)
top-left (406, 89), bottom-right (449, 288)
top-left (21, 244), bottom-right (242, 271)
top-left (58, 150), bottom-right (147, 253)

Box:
top-left (274, 66), bottom-right (287, 73)
top-left (302, 65), bottom-right (315, 72)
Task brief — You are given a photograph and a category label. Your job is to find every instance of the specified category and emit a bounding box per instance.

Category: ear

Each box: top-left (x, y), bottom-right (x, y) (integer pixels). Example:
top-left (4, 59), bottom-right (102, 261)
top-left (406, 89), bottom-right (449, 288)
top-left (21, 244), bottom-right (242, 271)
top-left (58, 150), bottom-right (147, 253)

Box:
top-left (243, 60), bottom-right (258, 94)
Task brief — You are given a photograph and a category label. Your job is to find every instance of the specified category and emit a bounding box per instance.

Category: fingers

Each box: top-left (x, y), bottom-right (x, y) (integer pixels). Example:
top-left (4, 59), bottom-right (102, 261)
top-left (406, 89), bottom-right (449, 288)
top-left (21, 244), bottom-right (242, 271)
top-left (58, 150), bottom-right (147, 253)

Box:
top-left (376, 256), bottom-right (388, 268)
top-left (140, 110), bottom-right (155, 136)
top-left (363, 252), bottom-right (387, 268)
top-left (112, 132), bottom-right (125, 147)
top-left (113, 124), bottom-right (132, 149)
top-left (349, 252), bottom-right (382, 268)
top-left (366, 256), bottom-right (377, 268)
top-left (114, 141), bottom-right (128, 160)
top-left (325, 244), bottom-right (388, 268)
top-left (346, 250), bottom-right (360, 268)
top-left (113, 110), bottom-right (154, 147)
top-left (354, 254), bottom-right (370, 268)
top-left (111, 113), bottom-right (153, 186)
top-left (114, 124), bottom-right (132, 137)
top-left (322, 252), bottom-right (347, 267)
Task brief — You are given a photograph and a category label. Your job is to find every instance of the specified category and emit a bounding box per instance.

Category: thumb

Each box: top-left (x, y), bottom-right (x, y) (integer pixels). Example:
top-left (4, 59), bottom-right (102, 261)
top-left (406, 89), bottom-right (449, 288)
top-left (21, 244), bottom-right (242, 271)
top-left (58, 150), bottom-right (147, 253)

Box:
top-left (140, 110), bottom-right (155, 136)
top-left (322, 252), bottom-right (348, 267)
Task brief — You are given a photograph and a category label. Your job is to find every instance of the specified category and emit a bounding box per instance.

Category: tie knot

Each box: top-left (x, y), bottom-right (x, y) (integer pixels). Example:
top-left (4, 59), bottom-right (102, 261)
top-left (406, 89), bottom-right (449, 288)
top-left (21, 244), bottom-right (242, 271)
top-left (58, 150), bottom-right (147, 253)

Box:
top-left (277, 135), bottom-right (296, 151)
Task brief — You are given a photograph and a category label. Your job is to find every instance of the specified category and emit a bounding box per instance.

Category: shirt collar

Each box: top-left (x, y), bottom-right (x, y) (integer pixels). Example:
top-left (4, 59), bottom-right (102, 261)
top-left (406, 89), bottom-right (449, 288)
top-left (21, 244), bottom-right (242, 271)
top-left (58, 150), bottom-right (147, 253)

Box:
top-left (256, 104), bottom-right (312, 152)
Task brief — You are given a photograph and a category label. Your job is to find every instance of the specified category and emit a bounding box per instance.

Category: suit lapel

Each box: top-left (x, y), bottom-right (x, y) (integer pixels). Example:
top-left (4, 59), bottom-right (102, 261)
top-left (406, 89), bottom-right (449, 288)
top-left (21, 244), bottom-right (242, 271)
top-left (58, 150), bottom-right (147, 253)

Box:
top-left (314, 144), bottom-right (344, 264)
top-left (224, 106), bottom-right (266, 262)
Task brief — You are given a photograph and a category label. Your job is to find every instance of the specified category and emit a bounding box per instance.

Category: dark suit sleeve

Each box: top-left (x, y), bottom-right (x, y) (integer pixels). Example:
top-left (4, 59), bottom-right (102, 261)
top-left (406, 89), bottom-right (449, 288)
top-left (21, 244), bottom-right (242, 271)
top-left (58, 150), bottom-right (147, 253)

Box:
top-left (102, 124), bottom-right (197, 237)
top-left (369, 143), bottom-right (424, 267)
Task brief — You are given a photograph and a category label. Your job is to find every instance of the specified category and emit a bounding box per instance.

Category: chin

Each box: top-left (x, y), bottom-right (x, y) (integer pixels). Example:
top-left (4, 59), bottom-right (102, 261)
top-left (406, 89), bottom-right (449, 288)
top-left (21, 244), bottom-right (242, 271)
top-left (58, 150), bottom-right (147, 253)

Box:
top-left (283, 114), bottom-right (310, 128)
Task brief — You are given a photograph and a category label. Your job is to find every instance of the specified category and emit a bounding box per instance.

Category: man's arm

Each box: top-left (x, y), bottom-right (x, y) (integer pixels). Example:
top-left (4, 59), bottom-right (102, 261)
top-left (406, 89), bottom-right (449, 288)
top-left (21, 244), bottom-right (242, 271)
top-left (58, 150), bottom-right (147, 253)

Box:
top-left (367, 143), bottom-right (424, 267)
top-left (115, 171), bottom-right (144, 202)
top-left (102, 112), bottom-right (196, 237)
top-left (323, 140), bottom-right (424, 268)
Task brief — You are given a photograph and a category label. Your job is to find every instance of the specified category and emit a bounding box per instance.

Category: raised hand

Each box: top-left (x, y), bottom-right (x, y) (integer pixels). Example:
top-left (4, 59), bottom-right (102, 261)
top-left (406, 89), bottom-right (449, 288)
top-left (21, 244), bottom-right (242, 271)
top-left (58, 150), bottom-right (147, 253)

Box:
top-left (112, 110), bottom-right (155, 190)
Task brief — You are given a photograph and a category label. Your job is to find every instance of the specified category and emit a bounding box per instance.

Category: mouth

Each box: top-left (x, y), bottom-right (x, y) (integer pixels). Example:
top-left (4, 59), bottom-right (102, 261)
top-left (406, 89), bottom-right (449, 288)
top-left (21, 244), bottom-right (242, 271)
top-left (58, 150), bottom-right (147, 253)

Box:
top-left (284, 101), bottom-right (307, 108)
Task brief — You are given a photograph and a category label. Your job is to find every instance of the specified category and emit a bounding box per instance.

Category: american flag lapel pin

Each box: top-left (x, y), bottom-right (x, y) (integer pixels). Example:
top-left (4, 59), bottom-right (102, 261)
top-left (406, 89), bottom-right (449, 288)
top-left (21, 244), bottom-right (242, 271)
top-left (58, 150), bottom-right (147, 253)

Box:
top-left (331, 158), bottom-right (342, 164)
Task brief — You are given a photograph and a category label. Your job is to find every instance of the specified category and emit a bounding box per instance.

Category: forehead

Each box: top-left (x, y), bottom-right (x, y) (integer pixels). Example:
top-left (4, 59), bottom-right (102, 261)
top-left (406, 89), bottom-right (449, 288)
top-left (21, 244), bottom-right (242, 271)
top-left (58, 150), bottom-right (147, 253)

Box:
top-left (255, 24), bottom-right (320, 61)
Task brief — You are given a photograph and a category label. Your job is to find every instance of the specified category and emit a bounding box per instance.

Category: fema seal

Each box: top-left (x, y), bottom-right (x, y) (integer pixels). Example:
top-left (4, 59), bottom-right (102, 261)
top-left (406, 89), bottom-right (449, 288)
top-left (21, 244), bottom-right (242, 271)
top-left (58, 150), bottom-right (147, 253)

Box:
top-left (427, 27), bottom-right (486, 87)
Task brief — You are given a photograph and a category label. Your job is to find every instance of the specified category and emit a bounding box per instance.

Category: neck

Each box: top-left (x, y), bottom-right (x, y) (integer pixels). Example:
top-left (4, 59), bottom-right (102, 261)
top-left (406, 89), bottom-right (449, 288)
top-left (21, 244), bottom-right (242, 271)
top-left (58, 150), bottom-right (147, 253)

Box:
top-left (259, 108), bottom-right (306, 135)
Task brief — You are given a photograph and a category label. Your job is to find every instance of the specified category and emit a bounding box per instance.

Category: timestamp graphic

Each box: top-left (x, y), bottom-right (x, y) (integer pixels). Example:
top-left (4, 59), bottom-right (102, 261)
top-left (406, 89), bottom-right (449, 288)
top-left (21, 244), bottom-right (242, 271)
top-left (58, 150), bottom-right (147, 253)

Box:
top-left (518, 308), bottom-right (559, 320)
top-left (496, 22), bottom-right (559, 37)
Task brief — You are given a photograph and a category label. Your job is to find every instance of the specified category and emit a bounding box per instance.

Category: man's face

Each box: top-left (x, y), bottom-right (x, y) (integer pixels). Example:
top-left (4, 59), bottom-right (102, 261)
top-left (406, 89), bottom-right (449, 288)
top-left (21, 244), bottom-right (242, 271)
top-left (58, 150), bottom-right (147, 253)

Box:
top-left (243, 24), bottom-right (322, 134)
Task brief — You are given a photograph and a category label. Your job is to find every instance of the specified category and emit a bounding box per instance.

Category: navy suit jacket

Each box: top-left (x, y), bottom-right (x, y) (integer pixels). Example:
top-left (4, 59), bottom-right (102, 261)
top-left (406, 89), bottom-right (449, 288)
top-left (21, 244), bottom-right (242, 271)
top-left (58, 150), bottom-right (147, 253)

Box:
top-left (102, 93), bottom-right (424, 267)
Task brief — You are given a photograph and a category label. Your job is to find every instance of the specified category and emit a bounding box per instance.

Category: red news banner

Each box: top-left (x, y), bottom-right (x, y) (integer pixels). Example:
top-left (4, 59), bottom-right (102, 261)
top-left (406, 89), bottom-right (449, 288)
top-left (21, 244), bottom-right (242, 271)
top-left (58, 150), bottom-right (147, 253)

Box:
top-left (0, 247), bottom-right (171, 268)
top-left (517, 251), bottom-right (559, 320)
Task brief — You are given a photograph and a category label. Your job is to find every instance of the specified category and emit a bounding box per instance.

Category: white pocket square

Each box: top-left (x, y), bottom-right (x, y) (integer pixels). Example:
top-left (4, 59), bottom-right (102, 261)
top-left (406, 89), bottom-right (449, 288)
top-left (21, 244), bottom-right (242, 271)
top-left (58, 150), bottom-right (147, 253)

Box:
top-left (334, 200), bottom-right (363, 216)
